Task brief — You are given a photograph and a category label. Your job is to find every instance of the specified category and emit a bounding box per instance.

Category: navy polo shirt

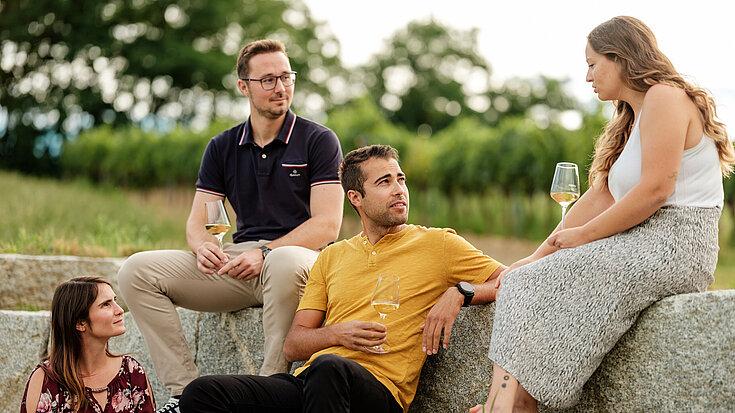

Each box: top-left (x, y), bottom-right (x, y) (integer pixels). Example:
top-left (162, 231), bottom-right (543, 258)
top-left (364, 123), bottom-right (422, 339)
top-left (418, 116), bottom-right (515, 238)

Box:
top-left (195, 111), bottom-right (342, 243)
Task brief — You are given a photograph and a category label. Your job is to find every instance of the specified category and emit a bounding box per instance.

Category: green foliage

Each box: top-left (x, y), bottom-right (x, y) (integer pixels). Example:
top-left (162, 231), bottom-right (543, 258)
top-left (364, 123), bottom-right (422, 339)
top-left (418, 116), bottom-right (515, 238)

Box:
top-left (327, 96), bottom-right (605, 196)
top-left (360, 18), bottom-right (580, 133)
top-left (0, 0), bottom-right (343, 174)
top-left (361, 18), bottom-right (491, 132)
top-left (60, 120), bottom-right (234, 187)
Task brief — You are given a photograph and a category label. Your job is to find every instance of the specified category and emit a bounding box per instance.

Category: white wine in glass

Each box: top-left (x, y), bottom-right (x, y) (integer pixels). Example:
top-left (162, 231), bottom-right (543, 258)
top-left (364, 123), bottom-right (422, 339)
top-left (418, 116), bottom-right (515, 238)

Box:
top-left (205, 200), bottom-right (231, 250)
top-left (550, 162), bottom-right (580, 229)
top-left (368, 273), bottom-right (399, 354)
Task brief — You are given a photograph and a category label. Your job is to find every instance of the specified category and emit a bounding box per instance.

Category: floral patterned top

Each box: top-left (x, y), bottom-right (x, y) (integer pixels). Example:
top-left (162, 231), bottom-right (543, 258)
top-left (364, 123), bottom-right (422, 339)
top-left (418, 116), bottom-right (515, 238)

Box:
top-left (20, 355), bottom-right (155, 413)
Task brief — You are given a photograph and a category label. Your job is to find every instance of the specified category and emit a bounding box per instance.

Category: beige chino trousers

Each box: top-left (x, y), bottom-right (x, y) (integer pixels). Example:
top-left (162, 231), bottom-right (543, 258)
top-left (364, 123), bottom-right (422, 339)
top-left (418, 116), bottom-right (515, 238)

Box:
top-left (117, 241), bottom-right (318, 396)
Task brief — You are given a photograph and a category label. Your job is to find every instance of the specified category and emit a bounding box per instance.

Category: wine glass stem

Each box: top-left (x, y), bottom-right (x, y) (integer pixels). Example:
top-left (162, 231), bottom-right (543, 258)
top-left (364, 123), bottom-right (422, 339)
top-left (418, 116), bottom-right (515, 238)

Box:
top-left (561, 205), bottom-right (568, 229)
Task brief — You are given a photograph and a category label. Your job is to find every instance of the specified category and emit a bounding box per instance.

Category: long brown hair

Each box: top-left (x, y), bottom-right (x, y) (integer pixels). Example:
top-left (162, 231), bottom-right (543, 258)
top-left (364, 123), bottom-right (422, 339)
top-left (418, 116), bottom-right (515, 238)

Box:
top-left (587, 16), bottom-right (735, 187)
top-left (42, 276), bottom-right (116, 410)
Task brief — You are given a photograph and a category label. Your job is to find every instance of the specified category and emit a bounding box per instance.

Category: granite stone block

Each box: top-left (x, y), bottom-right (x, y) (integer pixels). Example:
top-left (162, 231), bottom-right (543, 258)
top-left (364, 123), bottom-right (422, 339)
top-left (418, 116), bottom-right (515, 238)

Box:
top-left (553, 290), bottom-right (735, 412)
top-left (0, 310), bottom-right (50, 412)
top-left (410, 304), bottom-right (496, 412)
top-left (0, 254), bottom-right (126, 310)
top-left (196, 307), bottom-right (265, 377)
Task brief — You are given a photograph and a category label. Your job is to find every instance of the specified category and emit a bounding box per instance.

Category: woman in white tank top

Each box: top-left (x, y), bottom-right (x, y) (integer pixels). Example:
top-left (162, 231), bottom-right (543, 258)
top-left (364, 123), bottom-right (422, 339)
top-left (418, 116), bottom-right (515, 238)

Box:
top-left (472, 16), bottom-right (735, 412)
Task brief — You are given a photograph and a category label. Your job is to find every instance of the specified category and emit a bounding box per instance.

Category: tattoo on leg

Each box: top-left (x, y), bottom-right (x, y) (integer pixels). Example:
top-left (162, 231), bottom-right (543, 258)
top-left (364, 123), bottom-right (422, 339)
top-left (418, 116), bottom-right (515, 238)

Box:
top-left (504, 375), bottom-right (509, 380)
top-left (501, 383), bottom-right (507, 388)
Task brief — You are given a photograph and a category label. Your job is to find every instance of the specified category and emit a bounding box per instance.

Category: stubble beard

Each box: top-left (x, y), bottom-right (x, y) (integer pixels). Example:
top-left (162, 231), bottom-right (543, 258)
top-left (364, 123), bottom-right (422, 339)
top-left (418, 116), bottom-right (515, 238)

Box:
top-left (253, 94), bottom-right (290, 120)
top-left (366, 204), bottom-right (409, 229)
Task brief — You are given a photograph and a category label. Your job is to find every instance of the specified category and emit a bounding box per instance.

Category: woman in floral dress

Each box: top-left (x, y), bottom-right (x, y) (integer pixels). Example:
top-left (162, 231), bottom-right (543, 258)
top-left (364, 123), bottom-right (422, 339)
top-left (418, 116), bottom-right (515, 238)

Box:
top-left (21, 276), bottom-right (155, 412)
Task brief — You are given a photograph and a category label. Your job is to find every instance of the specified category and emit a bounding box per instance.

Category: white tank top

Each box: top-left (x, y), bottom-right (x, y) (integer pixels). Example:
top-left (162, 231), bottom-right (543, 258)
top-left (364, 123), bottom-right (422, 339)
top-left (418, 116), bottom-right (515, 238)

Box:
top-left (607, 115), bottom-right (723, 207)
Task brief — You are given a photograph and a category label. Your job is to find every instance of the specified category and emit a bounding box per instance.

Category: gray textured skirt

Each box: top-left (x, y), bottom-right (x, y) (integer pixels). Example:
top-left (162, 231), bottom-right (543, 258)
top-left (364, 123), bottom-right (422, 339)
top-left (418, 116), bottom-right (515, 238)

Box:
top-left (488, 206), bottom-right (721, 408)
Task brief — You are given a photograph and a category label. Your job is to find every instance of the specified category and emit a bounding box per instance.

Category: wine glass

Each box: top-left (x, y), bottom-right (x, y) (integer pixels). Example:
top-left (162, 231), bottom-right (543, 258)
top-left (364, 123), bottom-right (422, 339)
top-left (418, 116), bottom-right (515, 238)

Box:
top-left (368, 273), bottom-right (399, 354)
top-left (205, 200), bottom-right (231, 250)
top-left (550, 162), bottom-right (580, 229)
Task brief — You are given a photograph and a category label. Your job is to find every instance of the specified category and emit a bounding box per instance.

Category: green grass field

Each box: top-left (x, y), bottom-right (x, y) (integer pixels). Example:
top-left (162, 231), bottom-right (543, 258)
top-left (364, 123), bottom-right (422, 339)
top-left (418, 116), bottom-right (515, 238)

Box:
top-left (1, 170), bottom-right (733, 289)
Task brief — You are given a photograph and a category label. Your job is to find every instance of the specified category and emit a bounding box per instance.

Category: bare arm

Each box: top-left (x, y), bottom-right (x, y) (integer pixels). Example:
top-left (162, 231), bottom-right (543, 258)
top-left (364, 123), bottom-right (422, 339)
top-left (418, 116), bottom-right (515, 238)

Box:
top-left (282, 309), bottom-right (386, 362)
top-left (267, 183), bottom-right (344, 250)
top-left (22, 368), bottom-right (44, 413)
top-left (421, 265), bottom-right (505, 355)
top-left (548, 85), bottom-right (690, 249)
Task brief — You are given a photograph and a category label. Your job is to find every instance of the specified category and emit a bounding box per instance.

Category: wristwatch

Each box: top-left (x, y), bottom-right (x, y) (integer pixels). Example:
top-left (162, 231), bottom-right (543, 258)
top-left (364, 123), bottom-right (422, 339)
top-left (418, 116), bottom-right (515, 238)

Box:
top-left (455, 281), bottom-right (475, 307)
top-left (259, 245), bottom-right (271, 259)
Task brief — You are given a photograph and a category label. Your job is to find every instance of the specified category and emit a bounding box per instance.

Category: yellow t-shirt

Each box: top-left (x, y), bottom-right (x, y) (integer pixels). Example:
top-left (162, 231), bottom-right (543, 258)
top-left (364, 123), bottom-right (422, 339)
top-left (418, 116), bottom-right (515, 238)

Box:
top-left (295, 225), bottom-right (500, 412)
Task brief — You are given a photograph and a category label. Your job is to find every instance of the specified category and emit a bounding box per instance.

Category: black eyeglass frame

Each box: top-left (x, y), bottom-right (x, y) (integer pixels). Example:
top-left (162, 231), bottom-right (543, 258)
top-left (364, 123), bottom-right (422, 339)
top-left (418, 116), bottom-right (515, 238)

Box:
top-left (240, 71), bottom-right (297, 90)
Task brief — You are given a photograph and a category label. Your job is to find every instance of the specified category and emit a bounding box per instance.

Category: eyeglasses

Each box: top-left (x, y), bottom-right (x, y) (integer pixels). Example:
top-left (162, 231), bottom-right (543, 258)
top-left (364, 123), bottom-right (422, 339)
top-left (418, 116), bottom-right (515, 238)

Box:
top-left (240, 72), bottom-right (297, 90)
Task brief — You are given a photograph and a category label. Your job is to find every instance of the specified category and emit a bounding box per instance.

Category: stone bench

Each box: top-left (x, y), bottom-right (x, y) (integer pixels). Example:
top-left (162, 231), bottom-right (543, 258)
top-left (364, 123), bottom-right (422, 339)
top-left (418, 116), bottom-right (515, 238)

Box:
top-left (1, 290), bottom-right (734, 412)
top-left (0, 254), bottom-right (126, 311)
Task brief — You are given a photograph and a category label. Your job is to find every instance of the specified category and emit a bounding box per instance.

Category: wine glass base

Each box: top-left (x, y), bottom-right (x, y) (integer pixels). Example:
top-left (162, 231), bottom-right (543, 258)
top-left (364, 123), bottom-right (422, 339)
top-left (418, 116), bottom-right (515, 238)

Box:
top-left (365, 344), bottom-right (390, 354)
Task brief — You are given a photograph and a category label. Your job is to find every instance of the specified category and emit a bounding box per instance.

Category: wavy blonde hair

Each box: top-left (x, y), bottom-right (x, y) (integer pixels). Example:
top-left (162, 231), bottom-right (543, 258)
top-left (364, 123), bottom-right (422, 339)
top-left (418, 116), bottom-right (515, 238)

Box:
top-left (587, 16), bottom-right (735, 187)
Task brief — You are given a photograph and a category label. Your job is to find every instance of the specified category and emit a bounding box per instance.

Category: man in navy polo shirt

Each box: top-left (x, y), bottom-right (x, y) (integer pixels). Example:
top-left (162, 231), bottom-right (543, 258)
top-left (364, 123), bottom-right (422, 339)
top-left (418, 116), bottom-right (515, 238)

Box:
top-left (118, 39), bottom-right (344, 413)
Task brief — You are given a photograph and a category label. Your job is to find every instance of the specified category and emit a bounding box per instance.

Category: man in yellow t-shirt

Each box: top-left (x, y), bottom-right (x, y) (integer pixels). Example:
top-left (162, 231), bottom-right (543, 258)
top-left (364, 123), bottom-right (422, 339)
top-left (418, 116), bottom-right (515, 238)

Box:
top-left (180, 145), bottom-right (504, 413)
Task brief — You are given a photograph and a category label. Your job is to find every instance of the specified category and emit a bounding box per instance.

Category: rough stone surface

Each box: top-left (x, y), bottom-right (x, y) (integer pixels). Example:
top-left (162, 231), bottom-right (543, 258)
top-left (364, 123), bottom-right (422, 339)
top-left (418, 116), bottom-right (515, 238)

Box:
top-left (0, 254), bottom-right (126, 310)
top-left (196, 308), bottom-right (265, 377)
top-left (108, 308), bottom-right (200, 404)
top-left (551, 290), bottom-right (735, 413)
top-left (2, 289), bottom-right (734, 411)
top-left (410, 304), bottom-right (496, 412)
top-left (0, 310), bottom-right (51, 412)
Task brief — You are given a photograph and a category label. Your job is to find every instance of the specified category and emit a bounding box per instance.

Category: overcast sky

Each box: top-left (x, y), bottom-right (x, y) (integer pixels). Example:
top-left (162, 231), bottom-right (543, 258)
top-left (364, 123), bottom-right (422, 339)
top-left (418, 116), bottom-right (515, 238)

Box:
top-left (307, 0), bottom-right (735, 131)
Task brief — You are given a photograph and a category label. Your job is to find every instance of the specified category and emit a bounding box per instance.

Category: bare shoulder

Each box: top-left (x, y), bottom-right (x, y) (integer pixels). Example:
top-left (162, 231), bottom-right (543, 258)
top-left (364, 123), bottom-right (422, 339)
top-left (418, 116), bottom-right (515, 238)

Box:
top-left (642, 84), bottom-right (695, 123)
top-left (644, 84), bottom-right (689, 106)
top-left (24, 367), bottom-right (47, 411)
top-left (28, 366), bottom-right (46, 390)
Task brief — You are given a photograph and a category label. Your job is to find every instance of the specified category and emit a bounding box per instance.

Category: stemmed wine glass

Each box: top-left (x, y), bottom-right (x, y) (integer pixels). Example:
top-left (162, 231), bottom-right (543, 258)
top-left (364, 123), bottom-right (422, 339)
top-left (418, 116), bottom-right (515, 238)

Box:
top-left (368, 273), bottom-right (399, 354)
top-left (205, 200), bottom-right (231, 250)
top-left (550, 162), bottom-right (580, 229)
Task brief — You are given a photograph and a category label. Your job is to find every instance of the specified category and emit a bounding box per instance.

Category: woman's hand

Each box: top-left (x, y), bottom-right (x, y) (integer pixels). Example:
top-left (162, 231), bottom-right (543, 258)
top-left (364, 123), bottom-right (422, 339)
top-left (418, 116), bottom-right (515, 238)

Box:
top-left (546, 225), bottom-right (592, 250)
top-left (494, 256), bottom-right (535, 288)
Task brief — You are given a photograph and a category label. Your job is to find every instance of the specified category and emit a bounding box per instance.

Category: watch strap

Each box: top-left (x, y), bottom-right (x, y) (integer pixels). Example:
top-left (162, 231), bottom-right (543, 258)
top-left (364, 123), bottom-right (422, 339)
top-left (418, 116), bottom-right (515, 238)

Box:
top-left (456, 282), bottom-right (474, 307)
top-left (259, 245), bottom-right (271, 259)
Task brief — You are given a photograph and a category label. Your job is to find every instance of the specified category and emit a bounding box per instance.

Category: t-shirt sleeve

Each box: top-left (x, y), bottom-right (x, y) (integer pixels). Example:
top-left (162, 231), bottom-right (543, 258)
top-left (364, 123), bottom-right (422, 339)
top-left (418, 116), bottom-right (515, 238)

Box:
top-left (443, 229), bottom-right (501, 286)
top-left (297, 250), bottom-right (329, 311)
top-left (308, 128), bottom-right (342, 187)
top-left (195, 138), bottom-right (226, 197)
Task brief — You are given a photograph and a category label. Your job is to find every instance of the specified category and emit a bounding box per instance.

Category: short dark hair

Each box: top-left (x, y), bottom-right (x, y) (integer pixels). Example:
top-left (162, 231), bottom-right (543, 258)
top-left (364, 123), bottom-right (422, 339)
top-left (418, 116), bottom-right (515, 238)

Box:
top-left (339, 145), bottom-right (400, 200)
top-left (236, 39), bottom-right (287, 78)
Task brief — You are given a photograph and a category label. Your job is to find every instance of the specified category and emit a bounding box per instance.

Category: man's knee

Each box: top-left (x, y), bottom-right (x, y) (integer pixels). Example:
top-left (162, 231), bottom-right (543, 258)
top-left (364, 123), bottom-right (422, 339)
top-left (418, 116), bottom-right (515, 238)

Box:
top-left (117, 251), bottom-right (153, 292)
top-left (261, 246), bottom-right (315, 286)
top-left (308, 354), bottom-right (351, 376)
top-left (180, 376), bottom-right (221, 411)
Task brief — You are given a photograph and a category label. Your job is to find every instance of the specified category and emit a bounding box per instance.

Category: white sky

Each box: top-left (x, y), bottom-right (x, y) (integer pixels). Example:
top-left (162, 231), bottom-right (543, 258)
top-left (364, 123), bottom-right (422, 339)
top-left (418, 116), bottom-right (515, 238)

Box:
top-left (307, 0), bottom-right (735, 131)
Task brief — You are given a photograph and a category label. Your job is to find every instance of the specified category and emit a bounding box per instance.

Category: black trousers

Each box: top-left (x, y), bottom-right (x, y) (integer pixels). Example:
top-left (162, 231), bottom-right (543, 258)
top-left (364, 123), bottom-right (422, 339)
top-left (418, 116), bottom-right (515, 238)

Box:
top-left (179, 354), bottom-right (403, 413)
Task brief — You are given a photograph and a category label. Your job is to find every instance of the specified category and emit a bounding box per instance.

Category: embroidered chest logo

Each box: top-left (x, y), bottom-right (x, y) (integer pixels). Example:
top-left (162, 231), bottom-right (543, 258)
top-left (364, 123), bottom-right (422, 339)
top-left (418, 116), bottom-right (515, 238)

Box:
top-left (283, 163), bottom-right (307, 177)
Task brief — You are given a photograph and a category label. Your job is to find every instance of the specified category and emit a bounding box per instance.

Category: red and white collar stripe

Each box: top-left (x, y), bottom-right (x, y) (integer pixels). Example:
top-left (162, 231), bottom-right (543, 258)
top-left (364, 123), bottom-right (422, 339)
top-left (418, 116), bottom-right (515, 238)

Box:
top-left (239, 114), bottom-right (296, 146)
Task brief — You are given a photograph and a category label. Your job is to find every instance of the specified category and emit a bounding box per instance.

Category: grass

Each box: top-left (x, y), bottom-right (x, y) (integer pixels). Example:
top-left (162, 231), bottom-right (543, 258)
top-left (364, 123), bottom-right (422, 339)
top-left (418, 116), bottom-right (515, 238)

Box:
top-left (0, 171), bottom-right (194, 256)
top-left (1, 170), bottom-right (733, 289)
